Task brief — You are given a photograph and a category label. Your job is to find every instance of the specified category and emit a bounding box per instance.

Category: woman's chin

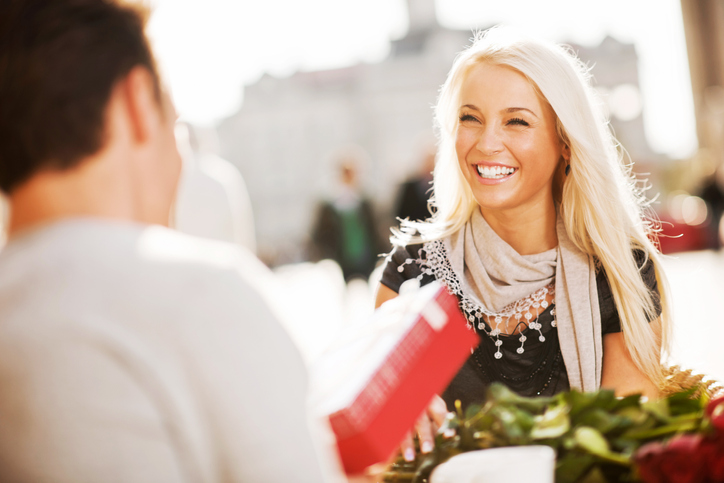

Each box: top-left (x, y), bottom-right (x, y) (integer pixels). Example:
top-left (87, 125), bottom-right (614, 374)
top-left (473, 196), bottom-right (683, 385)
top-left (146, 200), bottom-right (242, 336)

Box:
top-left (470, 192), bottom-right (521, 213)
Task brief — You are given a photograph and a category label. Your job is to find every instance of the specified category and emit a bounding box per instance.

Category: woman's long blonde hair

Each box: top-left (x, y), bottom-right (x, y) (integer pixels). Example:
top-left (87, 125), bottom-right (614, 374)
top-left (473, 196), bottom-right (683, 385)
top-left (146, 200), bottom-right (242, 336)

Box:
top-left (395, 26), bottom-right (670, 386)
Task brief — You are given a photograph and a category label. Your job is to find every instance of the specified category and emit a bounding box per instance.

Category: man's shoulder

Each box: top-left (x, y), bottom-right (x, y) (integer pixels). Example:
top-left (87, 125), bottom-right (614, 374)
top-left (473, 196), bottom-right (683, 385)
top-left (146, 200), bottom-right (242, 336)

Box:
top-left (0, 221), bottom-right (286, 360)
top-left (118, 225), bottom-right (276, 305)
top-left (0, 220), bottom-right (275, 313)
top-left (137, 225), bottom-right (266, 275)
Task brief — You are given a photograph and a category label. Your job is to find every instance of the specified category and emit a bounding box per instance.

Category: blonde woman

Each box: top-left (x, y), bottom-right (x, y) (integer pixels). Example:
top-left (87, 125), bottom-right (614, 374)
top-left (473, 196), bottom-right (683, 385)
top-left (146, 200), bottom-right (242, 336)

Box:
top-left (375, 27), bottom-right (669, 461)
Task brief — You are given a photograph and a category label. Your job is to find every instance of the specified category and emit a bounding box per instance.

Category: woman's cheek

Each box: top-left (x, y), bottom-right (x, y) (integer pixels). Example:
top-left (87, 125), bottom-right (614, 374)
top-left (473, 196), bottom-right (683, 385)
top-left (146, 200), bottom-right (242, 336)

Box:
top-left (455, 129), bottom-right (475, 163)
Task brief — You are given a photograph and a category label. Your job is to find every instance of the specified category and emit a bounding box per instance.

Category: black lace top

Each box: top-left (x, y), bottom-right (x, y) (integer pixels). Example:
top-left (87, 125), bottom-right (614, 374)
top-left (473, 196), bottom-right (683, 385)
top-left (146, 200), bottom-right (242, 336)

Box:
top-left (379, 243), bottom-right (661, 411)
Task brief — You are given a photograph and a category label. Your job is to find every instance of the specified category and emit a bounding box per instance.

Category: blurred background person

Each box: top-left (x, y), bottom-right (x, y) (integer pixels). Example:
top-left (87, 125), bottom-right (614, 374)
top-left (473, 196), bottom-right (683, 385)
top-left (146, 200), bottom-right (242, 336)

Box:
top-left (174, 122), bottom-right (257, 252)
top-left (394, 141), bottom-right (436, 222)
top-left (698, 165), bottom-right (724, 250)
top-left (310, 149), bottom-right (384, 282)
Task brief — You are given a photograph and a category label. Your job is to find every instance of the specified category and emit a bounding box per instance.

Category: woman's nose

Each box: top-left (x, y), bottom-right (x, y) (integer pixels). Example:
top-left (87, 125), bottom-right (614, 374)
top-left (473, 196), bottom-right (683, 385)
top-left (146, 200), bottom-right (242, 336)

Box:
top-left (475, 125), bottom-right (504, 156)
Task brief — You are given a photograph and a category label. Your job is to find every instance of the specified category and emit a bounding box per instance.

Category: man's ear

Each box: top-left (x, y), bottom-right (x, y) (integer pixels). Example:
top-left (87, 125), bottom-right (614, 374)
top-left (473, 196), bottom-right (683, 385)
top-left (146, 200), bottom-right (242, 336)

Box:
top-left (117, 66), bottom-right (161, 145)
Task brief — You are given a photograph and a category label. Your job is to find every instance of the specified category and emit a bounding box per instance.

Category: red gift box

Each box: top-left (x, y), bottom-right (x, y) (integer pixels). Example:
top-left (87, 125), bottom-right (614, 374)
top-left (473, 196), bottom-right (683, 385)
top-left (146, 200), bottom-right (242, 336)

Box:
top-left (312, 282), bottom-right (479, 475)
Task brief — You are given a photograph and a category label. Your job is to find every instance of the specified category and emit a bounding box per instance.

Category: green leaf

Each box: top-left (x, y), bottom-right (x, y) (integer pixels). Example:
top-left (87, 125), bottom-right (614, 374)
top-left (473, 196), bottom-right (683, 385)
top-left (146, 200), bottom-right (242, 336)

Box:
top-left (531, 401), bottom-right (571, 439)
top-left (490, 406), bottom-right (530, 443)
top-left (467, 411), bottom-right (495, 433)
top-left (573, 427), bottom-right (631, 466)
top-left (623, 419), bottom-right (699, 440)
top-left (574, 427), bottom-right (611, 455)
top-left (555, 453), bottom-right (596, 483)
top-left (591, 389), bottom-right (618, 411)
top-left (578, 466), bottom-right (608, 483)
top-left (609, 436), bottom-right (640, 457)
top-left (566, 390), bottom-right (617, 420)
top-left (666, 387), bottom-right (704, 417)
top-left (576, 408), bottom-right (621, 434)
top-left (487, 383), bottom-right (555, 413)
top-left (614, 406), bottom-right (648, 426)
top-left (464, 403), bottom-right (483, 420)
top-left (382, 470), bottom-right (416, 482)
top-left (566, 390), bottom-right (597, 418)
top-left (642, 398), bottom-right (670, 421)
top-left (412, 453), bottom-right (438, 483)
top-left (562, 435), bottom-right (577, 451)
top-left (611, 394), bottom-right (643, 411)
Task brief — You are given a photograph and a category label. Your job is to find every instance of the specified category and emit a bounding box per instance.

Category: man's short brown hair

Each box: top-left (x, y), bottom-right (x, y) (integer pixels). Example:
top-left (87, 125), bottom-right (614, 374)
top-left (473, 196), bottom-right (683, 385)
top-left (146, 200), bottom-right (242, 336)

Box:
top-left (0, 0), bottom-right (161, 193)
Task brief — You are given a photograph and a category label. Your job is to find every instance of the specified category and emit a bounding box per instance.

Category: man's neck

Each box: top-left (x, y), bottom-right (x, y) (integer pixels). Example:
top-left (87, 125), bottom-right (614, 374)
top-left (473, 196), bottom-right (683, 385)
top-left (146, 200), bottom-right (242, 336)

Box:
top-left (7, 156), bottom-right (136, 238)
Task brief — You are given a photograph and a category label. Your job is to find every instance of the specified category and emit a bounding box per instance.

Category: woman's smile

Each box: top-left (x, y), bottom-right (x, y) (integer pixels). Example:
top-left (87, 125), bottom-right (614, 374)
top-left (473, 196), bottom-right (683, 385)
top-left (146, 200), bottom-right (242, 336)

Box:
top-left (474, 164), bottom-right (518, 184)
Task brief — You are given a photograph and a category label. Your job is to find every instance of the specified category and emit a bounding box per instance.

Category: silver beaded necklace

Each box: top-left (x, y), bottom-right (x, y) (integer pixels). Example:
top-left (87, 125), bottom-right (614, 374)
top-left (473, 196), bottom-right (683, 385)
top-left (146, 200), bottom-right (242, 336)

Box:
top-left (397, 239), bottom-right (557, 360)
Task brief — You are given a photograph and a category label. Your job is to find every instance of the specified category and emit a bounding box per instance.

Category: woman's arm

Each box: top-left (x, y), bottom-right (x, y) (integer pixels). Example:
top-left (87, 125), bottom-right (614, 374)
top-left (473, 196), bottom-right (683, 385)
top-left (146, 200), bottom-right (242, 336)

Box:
top-left (600, 319), bottom-right (661, 400)
top-left (375, 283), bottom-right (399, 309)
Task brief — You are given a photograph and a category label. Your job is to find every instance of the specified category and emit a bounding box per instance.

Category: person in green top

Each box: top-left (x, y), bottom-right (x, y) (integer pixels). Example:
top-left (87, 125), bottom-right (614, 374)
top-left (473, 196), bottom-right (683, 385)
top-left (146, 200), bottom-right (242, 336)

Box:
top-left (311, 156), bottom-right (383, 281)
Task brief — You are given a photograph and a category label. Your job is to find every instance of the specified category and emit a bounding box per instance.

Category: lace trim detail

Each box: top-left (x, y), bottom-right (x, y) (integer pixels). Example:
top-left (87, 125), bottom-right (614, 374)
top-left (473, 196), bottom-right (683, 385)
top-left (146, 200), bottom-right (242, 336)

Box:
top-left (397, 239), bottom-right (557, 360)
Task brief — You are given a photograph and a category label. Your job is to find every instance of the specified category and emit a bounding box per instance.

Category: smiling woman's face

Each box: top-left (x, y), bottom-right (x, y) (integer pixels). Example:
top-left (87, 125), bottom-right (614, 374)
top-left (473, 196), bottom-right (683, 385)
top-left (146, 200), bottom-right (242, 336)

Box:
top-left (455, 62), bottom-right (568, 218)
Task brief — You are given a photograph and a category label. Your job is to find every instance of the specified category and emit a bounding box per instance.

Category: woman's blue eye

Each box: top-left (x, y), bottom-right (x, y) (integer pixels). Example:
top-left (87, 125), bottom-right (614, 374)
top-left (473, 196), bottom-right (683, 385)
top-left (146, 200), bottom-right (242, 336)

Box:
top-left (507, 117), bottom-right (529, 126)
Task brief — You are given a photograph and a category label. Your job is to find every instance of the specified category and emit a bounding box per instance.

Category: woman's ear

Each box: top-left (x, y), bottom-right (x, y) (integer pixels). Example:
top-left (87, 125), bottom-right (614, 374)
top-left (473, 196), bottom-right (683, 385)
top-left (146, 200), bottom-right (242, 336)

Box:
top-left (561, 142), bottom-right (571, 161)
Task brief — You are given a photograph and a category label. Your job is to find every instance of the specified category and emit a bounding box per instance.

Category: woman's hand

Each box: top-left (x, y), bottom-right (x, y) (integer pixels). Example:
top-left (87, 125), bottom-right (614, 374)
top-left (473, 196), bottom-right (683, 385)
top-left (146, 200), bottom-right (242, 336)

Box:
top-left (399, 395), bottom-right (451, 461)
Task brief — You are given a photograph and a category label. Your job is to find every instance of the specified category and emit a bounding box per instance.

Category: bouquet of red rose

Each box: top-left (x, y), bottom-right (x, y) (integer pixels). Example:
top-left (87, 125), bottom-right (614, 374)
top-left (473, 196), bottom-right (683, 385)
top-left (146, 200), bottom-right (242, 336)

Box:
top-left (382, 383), bottom-right (724, 483)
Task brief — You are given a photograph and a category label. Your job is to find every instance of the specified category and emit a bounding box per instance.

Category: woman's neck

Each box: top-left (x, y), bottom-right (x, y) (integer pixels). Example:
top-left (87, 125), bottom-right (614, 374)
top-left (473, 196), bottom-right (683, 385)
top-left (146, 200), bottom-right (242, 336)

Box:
top-left (480, 202), bottom-right (557, 255)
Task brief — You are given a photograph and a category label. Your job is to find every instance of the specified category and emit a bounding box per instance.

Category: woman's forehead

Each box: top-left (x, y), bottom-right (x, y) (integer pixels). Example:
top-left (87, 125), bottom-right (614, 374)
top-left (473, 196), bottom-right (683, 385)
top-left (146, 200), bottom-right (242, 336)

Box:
top-left (459, 62), bottom-right (555, 119)
top-left (460, 63), bottom-right (539, 103)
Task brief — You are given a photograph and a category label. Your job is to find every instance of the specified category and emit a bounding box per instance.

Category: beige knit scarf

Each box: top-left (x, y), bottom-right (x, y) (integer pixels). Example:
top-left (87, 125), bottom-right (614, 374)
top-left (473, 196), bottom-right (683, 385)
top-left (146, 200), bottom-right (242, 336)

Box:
top-left (445, 209), bottom-right (602, 392)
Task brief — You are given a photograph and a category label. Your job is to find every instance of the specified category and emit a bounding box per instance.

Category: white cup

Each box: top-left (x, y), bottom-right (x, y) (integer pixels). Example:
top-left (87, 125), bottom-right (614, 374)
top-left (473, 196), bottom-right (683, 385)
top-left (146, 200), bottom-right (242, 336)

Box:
top-left (430, 445), bottom-right (556, 483)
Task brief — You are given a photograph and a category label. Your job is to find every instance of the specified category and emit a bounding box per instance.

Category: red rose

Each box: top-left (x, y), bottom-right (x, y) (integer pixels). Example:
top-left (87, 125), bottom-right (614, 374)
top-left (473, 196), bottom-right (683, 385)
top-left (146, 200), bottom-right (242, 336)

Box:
top-left (707, 395), bottom-right (724, 432)
top-left (706, 395), bottom-right (724, 416)
top-left (636, 441), bottom-right (667, 483)
top-left (659, 435), bottom-right (707, 483)
top-left (700, 434), bottom-right (724, 481)
top-left (636, 435), bottom-right (707, 483)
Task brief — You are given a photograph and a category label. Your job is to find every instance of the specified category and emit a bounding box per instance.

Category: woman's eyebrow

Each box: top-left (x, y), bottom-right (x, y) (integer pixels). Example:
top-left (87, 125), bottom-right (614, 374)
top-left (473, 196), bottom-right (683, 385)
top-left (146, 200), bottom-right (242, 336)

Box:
top-left (505, 107), bottom-right (538, 118)
top-left (460, 105), bottom-right (539, 119)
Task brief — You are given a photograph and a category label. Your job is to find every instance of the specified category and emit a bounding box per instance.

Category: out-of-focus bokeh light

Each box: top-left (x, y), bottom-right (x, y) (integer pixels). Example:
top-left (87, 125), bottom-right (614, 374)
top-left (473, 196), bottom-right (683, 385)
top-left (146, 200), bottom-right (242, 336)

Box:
top-left (668, 191), bottom-right (709, 226)
top-left (609, 84), bottom-right (643, 122)
top-left (681, 196), bottom-right (708, 226)
top-left (668, 191), bottom-right (689, 223)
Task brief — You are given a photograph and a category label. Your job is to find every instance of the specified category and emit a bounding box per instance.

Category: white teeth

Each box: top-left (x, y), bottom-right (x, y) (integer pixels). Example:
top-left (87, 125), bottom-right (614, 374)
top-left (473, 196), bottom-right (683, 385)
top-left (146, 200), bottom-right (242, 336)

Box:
top-left (476, 165), bottom-right (515, 179)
